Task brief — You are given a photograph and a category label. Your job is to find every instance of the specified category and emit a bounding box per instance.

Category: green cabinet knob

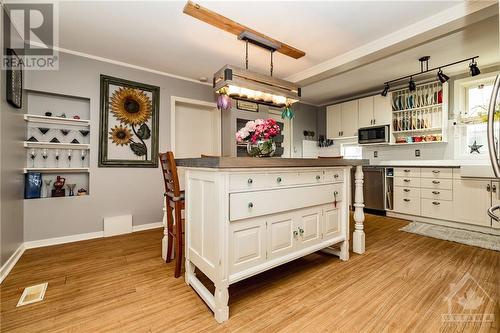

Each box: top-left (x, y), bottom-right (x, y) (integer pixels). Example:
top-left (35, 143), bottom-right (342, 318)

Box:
top-left (248, 178), bottom-right (253, 184)
top-left (248, 202), bottom-right (254, 208)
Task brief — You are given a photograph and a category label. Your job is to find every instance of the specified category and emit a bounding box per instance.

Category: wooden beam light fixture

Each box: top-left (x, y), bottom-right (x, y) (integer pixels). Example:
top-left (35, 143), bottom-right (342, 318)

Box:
top-left (183, 1), bottom-right (305, 59)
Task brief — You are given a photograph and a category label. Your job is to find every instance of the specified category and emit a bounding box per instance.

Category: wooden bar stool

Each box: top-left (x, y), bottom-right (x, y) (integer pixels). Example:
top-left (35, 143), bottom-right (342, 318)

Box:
top-left (159, 151), bottom-right (185, 278)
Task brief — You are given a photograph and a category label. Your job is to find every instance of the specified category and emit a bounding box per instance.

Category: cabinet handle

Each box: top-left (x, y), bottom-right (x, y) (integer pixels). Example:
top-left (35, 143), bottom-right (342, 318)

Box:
top-left (404, 169), bottom-right (410, 172)
top-left (403, 198), bottom-right (411, 202)
top-left (248, 202), bottom-right (254, 208)
top-left (493, 184), bottom-right (497, 193)
top-left (432, 191), bottom-right (440, 195)
top-left (334, 174), bottom-right (339, 179)
top-left (247, 178), bottom-right (253, 184)
top-left (432, 170), bottom-right (440, 174)
top-left (298, 227), bottom-right (304, 235)
top-left (403, 179), bottom-right (410, 182)
top-left (293, 230), bottom-right (298, 238)
top-left (403, 189), bottom-right (410, 192)
top-left (487, 184), bottom-right (491, 192)
top-left (432, 201), bottom-right (440, 205)
top-left (316, 175), bottom-right (321, 181)
top-left (373, 119), bottom-right (376, 125)
top-left (338, 131), bottom-right (341, 137)
top-left (276, 177), bottom-right (282, 183)
top-left (432, 180), bottom-right (440, 184)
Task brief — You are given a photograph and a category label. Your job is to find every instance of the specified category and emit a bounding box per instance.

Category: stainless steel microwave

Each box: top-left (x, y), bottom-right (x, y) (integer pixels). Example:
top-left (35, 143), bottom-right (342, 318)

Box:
top-left (358, 125), bottom-right (390, 144)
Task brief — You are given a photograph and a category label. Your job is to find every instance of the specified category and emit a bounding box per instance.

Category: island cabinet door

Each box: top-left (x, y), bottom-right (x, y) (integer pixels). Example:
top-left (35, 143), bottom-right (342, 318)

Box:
top-left (266, 213), bottom-right (296, 260)
top-left (323, 206), bottom-right (341, 240)
top-left (295, 208), bottom-right (322, 249)
top-left (229, 218), bottom-right (267, 275)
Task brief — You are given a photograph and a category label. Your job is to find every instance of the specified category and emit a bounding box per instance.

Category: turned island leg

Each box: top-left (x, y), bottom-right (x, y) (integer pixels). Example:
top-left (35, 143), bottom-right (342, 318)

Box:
top-left (353, 165), bottom-right (365, 254)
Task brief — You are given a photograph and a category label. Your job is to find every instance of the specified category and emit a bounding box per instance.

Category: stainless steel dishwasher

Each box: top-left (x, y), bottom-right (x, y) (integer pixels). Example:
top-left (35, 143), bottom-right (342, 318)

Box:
top-left (351, 166), bottom-right (385, 212)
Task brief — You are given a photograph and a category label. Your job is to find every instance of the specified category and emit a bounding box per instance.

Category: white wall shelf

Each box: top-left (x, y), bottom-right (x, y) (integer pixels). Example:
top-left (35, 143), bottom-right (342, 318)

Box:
top-left (24, 114), bottom-right (90, 127)
top-left (392, 127), bottom-right (442, 134)
top-left (392, 103), bottom-right (442, 113)
top-left (24, 167), bottom-right (89, 174)
top-left (24, 142), bottom-right (90, 149)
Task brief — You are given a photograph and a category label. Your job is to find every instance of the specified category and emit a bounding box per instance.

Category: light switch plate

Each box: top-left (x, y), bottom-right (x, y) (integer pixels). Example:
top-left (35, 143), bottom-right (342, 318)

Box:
top-left (374, 151), bottom-right (378, 158)
top-left (415, 149), bottom-right (421, 157)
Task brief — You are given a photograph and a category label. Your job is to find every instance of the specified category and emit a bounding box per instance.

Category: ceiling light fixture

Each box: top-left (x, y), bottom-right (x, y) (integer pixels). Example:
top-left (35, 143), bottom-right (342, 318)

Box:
top-left (469, 59), bottom-right (481, 77)
top-left (380, 56), bottom-right (479, 93)
top-left (212, 31), bottom-right (301, 118)
top-left (408, 77), bottom-right (416, 91)
top-left (437, 68), bottom-right (449, 83)
top-left (380, 83), bottom-right (389, 96)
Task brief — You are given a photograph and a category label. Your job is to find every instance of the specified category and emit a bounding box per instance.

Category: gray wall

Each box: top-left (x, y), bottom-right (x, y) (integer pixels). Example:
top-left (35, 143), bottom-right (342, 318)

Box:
top-left (1, 8), bottom-right (25, 265)
top-left (291, 103), bottom-right (319, 157)
top-left (24, 52), bottom-right (213, 241)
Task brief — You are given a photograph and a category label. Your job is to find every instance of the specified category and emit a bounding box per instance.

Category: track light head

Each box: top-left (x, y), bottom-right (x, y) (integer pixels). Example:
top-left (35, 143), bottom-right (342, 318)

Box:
top-left (408, 77), bottom-right (416, 92)
top-left (437, 69), bottom-right (449, 83)
top-left (381, 83), bottom-right (389, 97)
top-left (469, 59), bottom-right (481, 77)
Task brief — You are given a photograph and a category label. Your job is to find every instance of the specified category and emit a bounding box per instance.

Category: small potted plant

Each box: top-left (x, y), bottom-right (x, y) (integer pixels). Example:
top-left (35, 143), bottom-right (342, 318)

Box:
top-left (236, 118), bottom-right (281, 157)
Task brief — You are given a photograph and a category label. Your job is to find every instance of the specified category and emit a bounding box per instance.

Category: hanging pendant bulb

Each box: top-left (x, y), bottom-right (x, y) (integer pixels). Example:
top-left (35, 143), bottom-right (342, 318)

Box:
top-left (216, 92), bottom-right (232, 111)
top-left (281, 104), bottom-right (294, 120)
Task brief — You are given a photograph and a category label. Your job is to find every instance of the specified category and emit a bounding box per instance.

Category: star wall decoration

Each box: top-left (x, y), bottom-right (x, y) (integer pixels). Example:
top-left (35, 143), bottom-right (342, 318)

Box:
top-left (469, 140), bottom-right (483, 154)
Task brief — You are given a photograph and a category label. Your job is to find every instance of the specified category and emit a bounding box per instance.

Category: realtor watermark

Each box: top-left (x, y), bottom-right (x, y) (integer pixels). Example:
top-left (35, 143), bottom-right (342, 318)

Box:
top-left (442, 272), bottom-right (495, 324)
top-left (3, 2), bottom-right (59, 70)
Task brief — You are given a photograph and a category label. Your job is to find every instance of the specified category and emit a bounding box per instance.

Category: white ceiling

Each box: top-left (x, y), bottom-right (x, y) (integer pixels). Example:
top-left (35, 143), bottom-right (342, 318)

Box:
top-left (55, 1), bottom-right (461, 80)
top-left (305, 14), bottom-right (500, 105)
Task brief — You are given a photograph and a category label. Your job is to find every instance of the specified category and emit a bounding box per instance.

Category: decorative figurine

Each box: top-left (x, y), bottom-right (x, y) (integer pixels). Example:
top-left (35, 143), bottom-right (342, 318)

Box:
top-left (52, 176), bottom-right (66, 197)
top-left (41, 149), bottom-right (48, 167)
top-left (58, 113), bottom-right (67, 118)
top-left (67, 149), bottom-right (73, 167)
top-left (44, 111), bottom-right (52, 117)
top-left (60, 129), bottom-right (70, 136)
top-left (73, 115), bottom-right (80, 120)
top-left (66, 183), bottom-right (76, 196)
top-left (80, 150), bottom-right (88, 167)
top-left (77, 188), bottom-right (88, 196)
top-left (79, 130), bottom-right (90, 137)
top-left (55, 149), bottom-right (60, 167)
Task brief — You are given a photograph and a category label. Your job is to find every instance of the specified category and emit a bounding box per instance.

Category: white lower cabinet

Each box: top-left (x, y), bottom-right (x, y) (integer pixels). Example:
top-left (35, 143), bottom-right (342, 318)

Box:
top-left (229, 219), bottom-right (267, 275)
top-left (296, 208), bottom-right (322, 248)
top-left (452, 179), bottom-right (491, 227)
top-left (394, 190), bottom-right (420, 216)
top-left (267, 213), bottom-right (295, 260)
top-left (323, 206), bottom-right (341, 240)
top-left (421, 198), bottom-right (453, 220)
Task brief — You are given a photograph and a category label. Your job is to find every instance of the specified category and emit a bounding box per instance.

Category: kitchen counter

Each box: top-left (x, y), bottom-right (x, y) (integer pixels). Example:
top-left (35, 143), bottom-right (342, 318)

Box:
top-left (176, 157), bottom-right (368, 168)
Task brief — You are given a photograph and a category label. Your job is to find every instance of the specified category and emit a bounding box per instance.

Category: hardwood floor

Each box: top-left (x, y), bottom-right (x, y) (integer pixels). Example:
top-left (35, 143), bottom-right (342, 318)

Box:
top-left (1, 214), bottom-right (498, 332)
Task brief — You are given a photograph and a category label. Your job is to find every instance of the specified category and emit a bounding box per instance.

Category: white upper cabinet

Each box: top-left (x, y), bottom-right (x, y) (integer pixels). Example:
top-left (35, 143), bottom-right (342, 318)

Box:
top-left (373, 95), bottom-right (392, 125)
top-left (326, 94), bottom-right (391, 139)
top-left (326, 104), bottom-right (342, 139)
top-left (358, 96), bottom-right (374, 128)
top-left (341, 100), bottom-right (359, 138)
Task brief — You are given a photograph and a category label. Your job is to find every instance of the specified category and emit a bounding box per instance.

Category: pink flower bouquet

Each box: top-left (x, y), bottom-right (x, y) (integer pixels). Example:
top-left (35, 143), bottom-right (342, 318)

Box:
top-left (236, 119), bottom-right (281, 157)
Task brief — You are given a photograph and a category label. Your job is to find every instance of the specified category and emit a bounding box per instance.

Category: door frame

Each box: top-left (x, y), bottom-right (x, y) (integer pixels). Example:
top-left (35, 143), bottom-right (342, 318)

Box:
top-left (170, 96), bottom-right (220, 155)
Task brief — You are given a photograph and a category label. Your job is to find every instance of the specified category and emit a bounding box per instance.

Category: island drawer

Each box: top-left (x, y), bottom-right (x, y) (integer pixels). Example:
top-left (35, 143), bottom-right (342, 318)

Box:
top-left (394, 177), bottom-right (421, 188)
top-left (420, 178), bottom-right (452, 190)
top-left (421, 199), bottom-right (453, 220)
top-left (324, 170), bottom-right (344, 183)
top-left (421, 188), bottom-right (453, 201)
top-left (229, 173), bottom-right (274, 191)
top-left (229, 184), bottom-right (341, 221)
top-left (393, 195), bottom-right (420, 216)
top-left (420, 168), bottom-right (453, 179)
top-left (394, 168), bottom-right (420, 178)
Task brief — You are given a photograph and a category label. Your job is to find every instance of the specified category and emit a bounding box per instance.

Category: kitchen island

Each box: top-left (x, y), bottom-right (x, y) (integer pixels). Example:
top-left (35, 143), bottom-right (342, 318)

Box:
top-left (173, 157), bottom-right (367, 323)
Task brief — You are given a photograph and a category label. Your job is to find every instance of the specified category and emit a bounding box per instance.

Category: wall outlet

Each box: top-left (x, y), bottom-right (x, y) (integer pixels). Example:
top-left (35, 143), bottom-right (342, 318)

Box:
top-left (374, 151), bottom-right (378, 158)
top-left (415, 149), bottom-right (421, 157)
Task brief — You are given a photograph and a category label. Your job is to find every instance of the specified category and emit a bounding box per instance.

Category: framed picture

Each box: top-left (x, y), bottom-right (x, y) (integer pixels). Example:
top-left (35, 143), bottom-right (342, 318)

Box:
top-left (236, 100), bottom-right (258, 112)
top-left (99, 75), bottom-right (160, 168)
top-left (6, 48), bottom-right (23, 108)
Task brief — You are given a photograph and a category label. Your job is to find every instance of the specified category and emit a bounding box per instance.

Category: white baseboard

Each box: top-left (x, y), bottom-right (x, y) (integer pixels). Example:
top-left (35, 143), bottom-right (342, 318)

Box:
top-left (24, 231), bottom-right (104, 249)
top-left (0, 243), bottom-right (26, 284)
top-left (132, 222), bottom-right (163, 232)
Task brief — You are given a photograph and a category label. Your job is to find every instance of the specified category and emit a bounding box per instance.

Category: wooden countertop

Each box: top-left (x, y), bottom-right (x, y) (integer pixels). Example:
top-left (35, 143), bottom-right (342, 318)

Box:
top-left (175, 157), bottom-right (368, 169)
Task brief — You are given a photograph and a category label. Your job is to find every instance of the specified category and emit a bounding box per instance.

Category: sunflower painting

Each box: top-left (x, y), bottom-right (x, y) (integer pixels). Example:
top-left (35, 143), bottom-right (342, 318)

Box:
top-left (99, 75), bottom-right (159, 167)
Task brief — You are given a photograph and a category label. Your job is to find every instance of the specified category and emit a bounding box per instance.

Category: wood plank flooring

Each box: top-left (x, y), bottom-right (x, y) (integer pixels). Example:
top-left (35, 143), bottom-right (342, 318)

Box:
top-left (1, 214), bottom-right (498, 332)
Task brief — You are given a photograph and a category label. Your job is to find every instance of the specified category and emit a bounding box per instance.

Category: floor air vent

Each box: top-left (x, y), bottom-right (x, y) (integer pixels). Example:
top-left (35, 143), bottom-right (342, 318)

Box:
top-left (17, 282), bottom-right (48, 307)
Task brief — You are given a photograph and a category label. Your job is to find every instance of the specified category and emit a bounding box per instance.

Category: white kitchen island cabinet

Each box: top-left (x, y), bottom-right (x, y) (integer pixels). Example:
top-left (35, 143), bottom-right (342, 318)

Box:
top-left (174, 157), bottom-right (367, 323)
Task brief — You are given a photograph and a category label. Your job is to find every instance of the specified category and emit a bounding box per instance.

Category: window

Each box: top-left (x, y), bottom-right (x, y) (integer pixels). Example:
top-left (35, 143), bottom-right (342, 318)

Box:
top-left (455, 73), bottom-right (498, 159)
